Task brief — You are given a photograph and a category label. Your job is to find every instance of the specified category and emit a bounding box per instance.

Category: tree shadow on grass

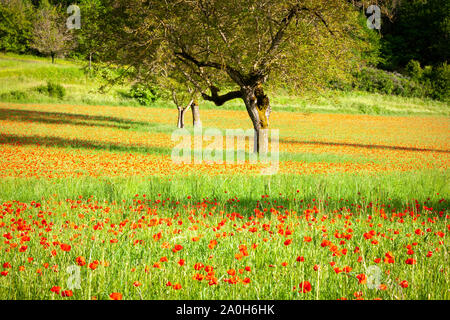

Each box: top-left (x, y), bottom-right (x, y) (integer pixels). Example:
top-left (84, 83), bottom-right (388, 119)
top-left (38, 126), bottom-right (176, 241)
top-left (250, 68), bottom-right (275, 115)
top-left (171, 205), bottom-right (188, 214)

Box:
top-left (0, 108), bottom-right (151, 130)
top-left (211, 196), bottom-right (449, 219)
top-left (0, 133), bottom-right (172, 155)
top-left (279, 138), bottom-right (450, 154)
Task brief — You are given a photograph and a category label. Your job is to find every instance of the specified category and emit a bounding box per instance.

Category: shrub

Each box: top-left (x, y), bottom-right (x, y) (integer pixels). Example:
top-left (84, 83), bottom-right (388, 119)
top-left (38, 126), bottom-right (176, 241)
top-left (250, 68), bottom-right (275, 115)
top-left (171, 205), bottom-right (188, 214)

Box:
top-left (36, 81), bottom-right (66, 99)
top-left (0, 90), bottom-right (28, 101)
top-left (353, 67), bottom-right (427, 98)
top-left (129, 83), bottom-right (159, 106)
top-left (405, 60), bottom-right (423, 81)
top-left (403, 60), bottom-right (448, 102)
top-left (426, 63), bottom-right (449, 102)
top-left (46, 82), bottom-right (66, 99)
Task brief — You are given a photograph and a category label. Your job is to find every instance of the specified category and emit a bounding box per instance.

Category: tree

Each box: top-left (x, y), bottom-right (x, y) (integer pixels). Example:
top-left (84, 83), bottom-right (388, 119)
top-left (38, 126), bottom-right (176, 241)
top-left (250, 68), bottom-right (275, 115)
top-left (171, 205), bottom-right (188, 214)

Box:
top-left (157, 64), bottom-right (199, 129)
top-left (75, 0), bottom-right (105, 72)
top-left (379, 0), bottom-right (449, 69)
top-left (148, 51), bottom-right (202, 129)
top-left (30, 0), bottom-right (73, 63)
top-left (0, 0), bottom-right (34, 53)
top-left (95, 0), bottom-right (368, 153)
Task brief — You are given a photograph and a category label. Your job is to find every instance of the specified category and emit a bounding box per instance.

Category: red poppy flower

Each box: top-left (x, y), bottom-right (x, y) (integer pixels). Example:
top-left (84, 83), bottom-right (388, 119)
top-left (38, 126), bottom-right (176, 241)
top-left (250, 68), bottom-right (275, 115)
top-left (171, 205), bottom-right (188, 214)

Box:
top-left (298, 281), bottom-right (312, 293)
top-left (384, 252), bottom-right (395, 264)
top-left (173, 244), bottom-right (183, 252)
top-left (343, 266), bottom-right (352, 273)
top-left (61, 290), bottom-right (73, 297)
top-left (356, 274), bottom-right (367, 284)
top-left (194, 263), bottom-right (204, 270)
top-left (50, 286), bottom-right (61, 294)
top-left (109, 292), bottom-right (122, 300)
top-left (89, 261), bottom-right (99, 270)
top-left (173, 283), bottom-right (182, 290)
top-left (60, 244), bottom-right (71, 252)
top-left (227, 269), bottom-right (236, 276)
top-left (76, 256), bottom-right (86, 267)
top-left (208, 240), bottom-right (218, 249)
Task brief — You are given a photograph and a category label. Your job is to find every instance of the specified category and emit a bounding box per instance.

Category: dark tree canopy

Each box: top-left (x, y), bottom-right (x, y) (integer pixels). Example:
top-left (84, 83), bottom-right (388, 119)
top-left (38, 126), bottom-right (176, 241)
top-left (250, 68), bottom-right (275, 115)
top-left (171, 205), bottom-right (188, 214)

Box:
top-left (380, 0), bottom-right (449, 69)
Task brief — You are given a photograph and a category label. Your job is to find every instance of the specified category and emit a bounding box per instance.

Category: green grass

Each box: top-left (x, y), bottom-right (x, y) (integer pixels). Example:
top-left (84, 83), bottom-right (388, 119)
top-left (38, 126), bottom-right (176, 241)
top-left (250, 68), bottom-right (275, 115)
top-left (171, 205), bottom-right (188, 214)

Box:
top-left (1, 171), bottom-right (448, 211)
top-left (0, 171), bottom-right (448, 300)
top-left (0, 53), bottom-right (140, 107)
top-left (1, 53), bottom-right (448, 116)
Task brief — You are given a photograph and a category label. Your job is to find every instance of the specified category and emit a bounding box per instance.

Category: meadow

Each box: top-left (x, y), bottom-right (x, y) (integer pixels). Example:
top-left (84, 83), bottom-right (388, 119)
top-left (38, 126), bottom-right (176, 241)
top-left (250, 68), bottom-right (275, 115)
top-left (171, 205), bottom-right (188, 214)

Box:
top-left (0, 54), bottom-right (449, 300)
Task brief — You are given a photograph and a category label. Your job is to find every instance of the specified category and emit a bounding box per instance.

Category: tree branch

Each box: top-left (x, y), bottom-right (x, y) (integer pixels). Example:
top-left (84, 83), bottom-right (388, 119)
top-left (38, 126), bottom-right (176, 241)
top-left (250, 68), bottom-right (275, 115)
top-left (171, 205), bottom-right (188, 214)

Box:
top-left (174, 49), bottom-right (245, 86)
top-left (256, 4), bottom-right (335, 75)
top-left (201, 87), bottom-right (243, 106)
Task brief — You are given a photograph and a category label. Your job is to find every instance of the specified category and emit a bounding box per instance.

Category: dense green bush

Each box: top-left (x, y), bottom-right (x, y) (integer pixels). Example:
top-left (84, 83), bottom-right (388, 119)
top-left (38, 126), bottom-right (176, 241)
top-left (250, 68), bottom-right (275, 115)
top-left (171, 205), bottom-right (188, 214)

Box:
top-left (424, 63), bottom-right (449, 102)
top-left (405, 60), bottom-right (423, 81)
top-left (0, 90), bottom-right (28, 101)
top-left (404, 60), bottom-right (449, 102)
top-left (129, 83), bottom-right (159, 106)
top-left (36, 81), bottom-right (66, 99)
top-left (353, 67), bottom-right (427, 98)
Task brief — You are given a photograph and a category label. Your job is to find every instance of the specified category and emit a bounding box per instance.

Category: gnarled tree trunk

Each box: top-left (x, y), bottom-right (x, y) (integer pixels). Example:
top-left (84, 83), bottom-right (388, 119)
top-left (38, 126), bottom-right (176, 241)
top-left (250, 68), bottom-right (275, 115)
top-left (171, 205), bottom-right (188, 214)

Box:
top-left (242, 83), bottom-right (271, 154)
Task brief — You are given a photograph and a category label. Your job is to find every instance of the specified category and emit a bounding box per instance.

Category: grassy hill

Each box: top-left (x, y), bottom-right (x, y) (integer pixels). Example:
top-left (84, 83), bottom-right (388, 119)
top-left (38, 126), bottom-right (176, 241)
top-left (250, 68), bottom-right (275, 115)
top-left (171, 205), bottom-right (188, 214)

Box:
top-left (0, 52), bottom-right (449, 116)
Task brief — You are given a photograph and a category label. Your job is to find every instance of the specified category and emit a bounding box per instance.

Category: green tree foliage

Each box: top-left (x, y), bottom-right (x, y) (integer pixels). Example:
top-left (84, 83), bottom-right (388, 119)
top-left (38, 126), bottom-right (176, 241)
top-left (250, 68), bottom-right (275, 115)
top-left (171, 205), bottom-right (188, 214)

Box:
top-left (356, 12), bottom-right (382, 67)
top-left (69, 0), bottom-right (105, 66)
top-left (405, 60), bottom-right (450, 102)
top-left (29, 0), bottom-right (74, 63)
top-left (0, 0), bottom-right (34, 53)
top-left (380, 0), bottom-right (449, 69)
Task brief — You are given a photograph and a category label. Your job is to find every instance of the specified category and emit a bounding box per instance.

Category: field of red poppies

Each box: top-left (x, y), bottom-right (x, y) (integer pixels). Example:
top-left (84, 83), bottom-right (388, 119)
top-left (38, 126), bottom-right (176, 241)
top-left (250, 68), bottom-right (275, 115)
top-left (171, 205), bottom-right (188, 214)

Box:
top-left (0, 102), bottom-right (448, 300)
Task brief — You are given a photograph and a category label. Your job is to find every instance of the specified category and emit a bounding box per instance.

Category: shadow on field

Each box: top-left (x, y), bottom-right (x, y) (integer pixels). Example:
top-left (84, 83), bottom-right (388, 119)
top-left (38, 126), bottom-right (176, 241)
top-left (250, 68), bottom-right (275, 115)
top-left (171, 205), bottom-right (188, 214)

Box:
top-left (0, 133), bottom-right (172, 155)
top-left (0, 108), bottom-right (150, 130)
top-left (219, 197), bottom-right (448, 218)
top-left (279, 138), bottom-right (450, 154)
